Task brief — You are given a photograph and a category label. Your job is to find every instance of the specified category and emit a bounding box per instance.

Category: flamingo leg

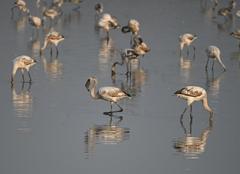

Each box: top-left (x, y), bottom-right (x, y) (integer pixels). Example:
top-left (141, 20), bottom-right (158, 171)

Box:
top-left (56, 46), bottom-right (59, 57)
top-left (211, 60), bottom-right (215, 71)
top-left (28, 71), bottom-right (32, 83)
top-left (205, 57), bottom-right (210, 70)
top-left (21, 69), bottom-right (25, 82)
top-left (180, 106), bottom-right (188, 120)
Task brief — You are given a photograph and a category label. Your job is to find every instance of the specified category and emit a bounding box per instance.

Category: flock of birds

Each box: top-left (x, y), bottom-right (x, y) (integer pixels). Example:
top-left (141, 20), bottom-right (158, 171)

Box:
top-left (9, 0), bottom-right (240, 122)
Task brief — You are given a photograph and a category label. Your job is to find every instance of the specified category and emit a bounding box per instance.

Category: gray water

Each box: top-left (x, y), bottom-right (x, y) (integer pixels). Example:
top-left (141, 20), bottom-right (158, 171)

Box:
top-left (1, 0), bottom-right (240, 173)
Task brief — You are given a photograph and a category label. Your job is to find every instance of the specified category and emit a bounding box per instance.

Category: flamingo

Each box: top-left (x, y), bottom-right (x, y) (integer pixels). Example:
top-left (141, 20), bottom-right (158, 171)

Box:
top-left (122, 19), bottom-right (140, 45)
top-left (95, 3), bottom-right (103, 15)
top-left (11, 55), bottom-right (37, 84)
top-left (179, 33), bottom-right (197, 56)
top-left (205, 45), bottom-right (226, 71)
top-left (174, 86), bottom-right (213, 119)
top-left (11, 0), bottom-right (30, 16)
top-left (98, 13), bottom-right (120, 41)
top-left (85, 77), bottom-right (131, 114)
top-left (40, 31), bottom-right (64, 56)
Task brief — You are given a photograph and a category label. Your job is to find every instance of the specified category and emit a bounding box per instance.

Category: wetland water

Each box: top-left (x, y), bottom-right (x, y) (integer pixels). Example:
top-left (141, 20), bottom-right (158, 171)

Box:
top-left (0, 0), bottom-right (240, 174)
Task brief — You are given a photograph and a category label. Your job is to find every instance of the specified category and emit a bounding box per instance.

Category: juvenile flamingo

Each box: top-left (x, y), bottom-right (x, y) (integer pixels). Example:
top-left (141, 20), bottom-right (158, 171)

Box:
top-left (122, 19), bottom-right (140, 45)
top-left (205, 45), bottom-right (226, 71)
top-left (98, 13), bottom-right (120, 41)
top-left (11, 55), bottom-right (37, 84)
top-left (40, 31), bottom-right (64, 56)
top-left (179, 33), bottom-right (197, 56)
top-left (11, 0), bottom-right (30, 16)
top-left (85, 77), bottom-right (131, 114)
top-left (174, 86), bottom-right (213, 118)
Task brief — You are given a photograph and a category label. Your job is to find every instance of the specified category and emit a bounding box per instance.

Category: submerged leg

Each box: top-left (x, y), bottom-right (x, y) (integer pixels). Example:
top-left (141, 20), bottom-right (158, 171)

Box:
top-left (205, 57), bottom-right (210, 71)
top-left (21, 69), bottom-right (25, 82)
top-left (211, 60), bottom-right (215, 71)
top-left (28, 71), bottom-right (32, 83)
top-left (180, 107), bottom-right (188, 120)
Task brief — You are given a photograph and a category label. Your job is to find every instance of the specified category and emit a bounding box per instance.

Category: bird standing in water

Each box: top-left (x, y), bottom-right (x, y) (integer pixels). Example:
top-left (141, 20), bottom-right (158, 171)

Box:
top-left (85, 77), bottom-right (131, 114)
top-left (98, 13), bottom-right (120, 42)
top-left (11, 55), bottom-right (37, 84)
top-left (11, 0), bottom-right (30, 16)
top-left (122, 19), bottom-right (140, 45)
top-left (174, 86), bottom-right (213, 119)
top-left (40, 31), bottom-right (64, 56)
top-left (230, 30), bottom-right (240, 48)
top-left (179, 33), bottom-right (197, 56)
top-left (205, 45), bottom-right (226, 71)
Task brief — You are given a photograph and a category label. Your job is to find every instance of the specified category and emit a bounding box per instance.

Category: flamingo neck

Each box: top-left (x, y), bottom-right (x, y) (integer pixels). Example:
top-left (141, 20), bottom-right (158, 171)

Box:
top-left (89, 83), bottom-right (100, 99)
top-left (202, 97), bottom-right (213, 115)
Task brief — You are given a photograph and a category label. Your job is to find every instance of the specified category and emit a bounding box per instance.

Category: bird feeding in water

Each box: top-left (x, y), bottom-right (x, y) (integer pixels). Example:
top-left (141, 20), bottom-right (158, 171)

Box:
top-left (85, 77), bottom-right (131, 115)
top-left (98, 13), bottom-right (120, 42)
top-left (11, 0), bottom-right (30, 16)
top-left (179, 33), bottom-right (197, 56)
top-left (40, 31), bottom-right (64, 56)
top-left (11, 55), bottom-right (37, 84)
top-left (174, 86), bottom-right (213, 119)
top-left (205, 45), bottom-right (226, 71)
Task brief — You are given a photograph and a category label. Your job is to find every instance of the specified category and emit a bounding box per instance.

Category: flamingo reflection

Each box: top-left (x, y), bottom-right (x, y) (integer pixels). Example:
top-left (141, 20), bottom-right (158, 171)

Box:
top-left (205, 70), bottom-right (225, 96)
top-left (179, 55), bottom-right (192, 83)
top-left (85, 117), bottom-right (130, 155)
top-left (174, 115), bottom-right (213, 159)
top-left (41, 55), bottom-right (63, 80)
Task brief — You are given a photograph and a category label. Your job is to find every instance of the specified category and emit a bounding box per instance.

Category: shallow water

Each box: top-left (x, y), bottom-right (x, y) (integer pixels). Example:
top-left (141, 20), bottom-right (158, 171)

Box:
top-left (1, 0), bottom-right (240, 174)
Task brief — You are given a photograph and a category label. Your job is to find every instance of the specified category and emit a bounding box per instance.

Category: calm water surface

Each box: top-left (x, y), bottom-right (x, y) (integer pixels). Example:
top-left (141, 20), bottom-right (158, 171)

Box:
top-left (0, 0), bottom-right (240, 174)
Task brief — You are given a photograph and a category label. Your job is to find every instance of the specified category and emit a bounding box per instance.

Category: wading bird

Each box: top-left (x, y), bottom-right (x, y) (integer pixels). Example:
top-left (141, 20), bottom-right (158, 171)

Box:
top-left (85, 77), bottom-right (131, 114)
top-left (28, 15), bottom-right (43, 29)
top-left (179, 33), bottom-right (197, 56)
top-left (230, 29), bottom-right (240, 48)
top-left (11, 0), bottom-right (30, 16)
top-left (122, 19), bottom-right (140, 45)
top-left (205, 45), bottom-right (226, 71)
top-left (98, 13), bottom-right (120, 41)
top-left (217, 0), bottom-right (235, 18)
top-left (11, 55), bottom-right (37, 84)
top-left (40, 31), bottom-right (64, 56)
top-left (132, 36), bottom-right (150, 57)
top-left (174, 86), bottom-right (213, 119)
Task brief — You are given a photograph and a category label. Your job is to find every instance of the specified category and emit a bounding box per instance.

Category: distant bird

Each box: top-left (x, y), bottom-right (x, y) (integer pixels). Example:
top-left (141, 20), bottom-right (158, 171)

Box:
top-left (174, 86), bottom-right (213, 118)
top-left (28, 15), bottom-right (43, 29)
top-left (43, 7), bottom-right (62, 22)
top-left (95, 3), bottom-right (103, 15)
top-left (85, 77), bottom-right (131, 114)
top-left (205, 45), bottom-right (226, 71)
top-left (217, 0), bottom-right (235, 17)
top-left (11, 0), bottom-right (30, 16)
top-left (132, 36), bottom-right (150, 57)
top-left (179, 33), bottom-right (197, 56)
top-left (122, 19), bottom-right (140, 45)
top-left (11, 55), bottom-right (37, 84)
top-left (230, 29), bottom-right (240, 48)
top-left (98, 13), bottom-right (120, 41)
top-left (40, 31), bottom-right (64, 56)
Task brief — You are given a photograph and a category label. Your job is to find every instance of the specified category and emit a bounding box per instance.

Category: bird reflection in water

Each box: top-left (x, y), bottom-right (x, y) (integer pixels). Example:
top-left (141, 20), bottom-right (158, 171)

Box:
top-left (173, 115), bottom-right (213, 159)
top-left (41, 55), bottom-right (63, 80)
top-left (12, 15), bottom-right (28, 32)
top-left (28, 37), bottom-right (41, 57)
top-left (98, 37), bottom-right (118, 73)
top-left (111, 59), bottom-right (147, 96)
top-left (85, 116), bottom-right (130, 155)
top-left (230, 50), bottom-right (240, 68)
top-left (12, 83), bottom-right (33, 133)
top-left (179, 56), bottom-right (192, 83)
top-left (205, 70), bottom-right (225, 96)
